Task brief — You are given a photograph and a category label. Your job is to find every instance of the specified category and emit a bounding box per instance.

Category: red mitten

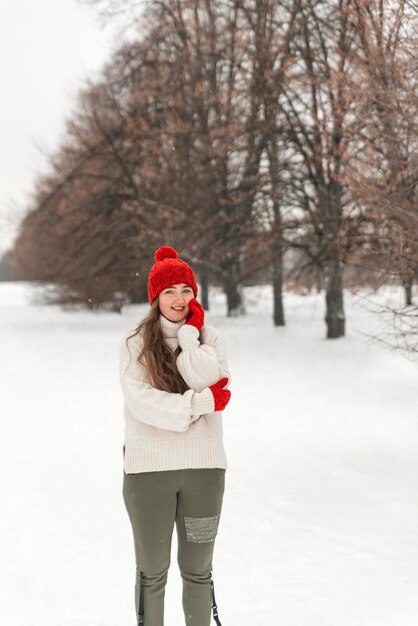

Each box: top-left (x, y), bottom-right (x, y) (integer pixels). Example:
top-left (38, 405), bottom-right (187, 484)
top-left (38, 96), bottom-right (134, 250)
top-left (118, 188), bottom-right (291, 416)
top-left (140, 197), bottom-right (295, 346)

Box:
top-left (209, 377), bottom-right (231, 411)
top-left (185, 298), bottom-right (205, 331)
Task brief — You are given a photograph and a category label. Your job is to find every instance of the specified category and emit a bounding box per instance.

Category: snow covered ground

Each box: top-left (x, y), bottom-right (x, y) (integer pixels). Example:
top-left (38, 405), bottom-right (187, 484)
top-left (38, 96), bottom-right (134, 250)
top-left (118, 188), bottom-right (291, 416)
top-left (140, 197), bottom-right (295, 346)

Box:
top-left (1, 281), bottom-right (417, 626)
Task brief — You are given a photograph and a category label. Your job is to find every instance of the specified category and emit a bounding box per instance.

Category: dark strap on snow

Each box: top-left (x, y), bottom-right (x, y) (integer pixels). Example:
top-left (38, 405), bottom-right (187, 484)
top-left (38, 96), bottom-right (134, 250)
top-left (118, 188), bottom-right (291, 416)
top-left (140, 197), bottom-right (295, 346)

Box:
top-left (211, 575), bottom-right (222, 626)
top-left (138, 568), bottom-right (219, 625)
top-left (138, 570), bottom-right (145, 625)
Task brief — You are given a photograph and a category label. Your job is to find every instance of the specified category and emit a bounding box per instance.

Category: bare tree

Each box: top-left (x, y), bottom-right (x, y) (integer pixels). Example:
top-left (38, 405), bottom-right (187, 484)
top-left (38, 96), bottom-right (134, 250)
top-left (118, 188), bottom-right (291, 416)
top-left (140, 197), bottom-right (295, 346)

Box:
top-left (276, 0), bottom-right (359, 338)
top-left (347, 0), bottom-right (418, 305)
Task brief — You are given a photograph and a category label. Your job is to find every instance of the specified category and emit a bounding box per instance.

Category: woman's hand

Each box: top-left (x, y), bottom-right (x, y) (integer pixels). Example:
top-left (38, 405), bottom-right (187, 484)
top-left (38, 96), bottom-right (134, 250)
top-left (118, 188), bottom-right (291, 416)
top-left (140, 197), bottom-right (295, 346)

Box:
top-left (209, 377), bottom-right (231, 411)
top-left (185, 298), bottom-right (205, 331)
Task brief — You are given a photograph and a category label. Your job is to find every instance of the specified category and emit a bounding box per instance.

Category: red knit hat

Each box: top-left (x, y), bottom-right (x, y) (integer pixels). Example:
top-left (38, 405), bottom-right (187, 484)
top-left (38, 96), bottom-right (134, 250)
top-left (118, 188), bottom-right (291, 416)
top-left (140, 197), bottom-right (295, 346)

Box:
top-left (148, 246), bottom-right (198, 304)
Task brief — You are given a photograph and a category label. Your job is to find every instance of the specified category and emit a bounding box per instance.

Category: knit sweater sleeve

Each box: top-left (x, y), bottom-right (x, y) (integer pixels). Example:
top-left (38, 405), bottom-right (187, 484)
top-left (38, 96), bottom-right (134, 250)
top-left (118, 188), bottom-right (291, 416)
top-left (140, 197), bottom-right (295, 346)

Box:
top-left (119, 334), bottom-right (214, 431)
top-left (176, 325), bottom-right (231, 393)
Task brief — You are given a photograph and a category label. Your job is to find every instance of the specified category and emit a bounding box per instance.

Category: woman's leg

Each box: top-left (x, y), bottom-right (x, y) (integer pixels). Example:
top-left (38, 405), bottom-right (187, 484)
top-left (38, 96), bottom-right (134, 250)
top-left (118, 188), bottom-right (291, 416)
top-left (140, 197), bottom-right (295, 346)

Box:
top-left (122, 470), bottom-right (178, 626)
top-left (175, 468), bottom-right (226, 626)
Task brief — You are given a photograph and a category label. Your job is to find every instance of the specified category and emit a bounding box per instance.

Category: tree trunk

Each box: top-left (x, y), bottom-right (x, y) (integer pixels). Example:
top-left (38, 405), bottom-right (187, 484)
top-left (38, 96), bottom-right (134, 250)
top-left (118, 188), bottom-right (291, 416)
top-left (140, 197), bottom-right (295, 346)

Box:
top-left (404, 278), bottom-right (412, 306)
top-left (272, 244), bottom-right (285, 326)
top-left (268, 138), bottom-right (285, 327)
top-left (225, 282), bottom-right (245, 316)
top-left (200, 271), bottom-right (209, 310)
top-left (316, 267), bottom-right (323, 293)
top-left (324, 256), bottom-right (345, 338)
top-left (223, 258), bottom-right (245, 316)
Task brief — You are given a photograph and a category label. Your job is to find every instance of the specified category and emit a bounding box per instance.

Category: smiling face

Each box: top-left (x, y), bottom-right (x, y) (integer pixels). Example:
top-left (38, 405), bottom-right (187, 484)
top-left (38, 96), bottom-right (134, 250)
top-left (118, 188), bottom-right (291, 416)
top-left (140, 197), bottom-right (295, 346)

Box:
top-left (158, 283), bottom-right (194, 322)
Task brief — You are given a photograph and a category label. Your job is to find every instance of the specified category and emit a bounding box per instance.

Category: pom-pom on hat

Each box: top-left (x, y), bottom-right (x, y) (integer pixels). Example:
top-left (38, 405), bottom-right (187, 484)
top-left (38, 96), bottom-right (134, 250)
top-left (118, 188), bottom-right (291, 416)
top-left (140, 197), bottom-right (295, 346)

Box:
top-left (148, 246), bottom-right (198, 304)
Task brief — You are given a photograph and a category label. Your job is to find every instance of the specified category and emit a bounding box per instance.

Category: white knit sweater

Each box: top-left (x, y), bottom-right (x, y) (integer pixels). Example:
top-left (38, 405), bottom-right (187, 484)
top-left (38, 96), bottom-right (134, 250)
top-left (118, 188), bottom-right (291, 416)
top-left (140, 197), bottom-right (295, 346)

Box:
top-left (119, 314), bottom-right (230, 473)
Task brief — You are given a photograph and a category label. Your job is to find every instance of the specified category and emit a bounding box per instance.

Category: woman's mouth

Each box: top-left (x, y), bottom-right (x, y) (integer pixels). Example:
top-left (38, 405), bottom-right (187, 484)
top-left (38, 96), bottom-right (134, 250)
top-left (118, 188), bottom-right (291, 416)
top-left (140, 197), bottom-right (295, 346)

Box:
top-left (171, 306), bottom-right (185, 311)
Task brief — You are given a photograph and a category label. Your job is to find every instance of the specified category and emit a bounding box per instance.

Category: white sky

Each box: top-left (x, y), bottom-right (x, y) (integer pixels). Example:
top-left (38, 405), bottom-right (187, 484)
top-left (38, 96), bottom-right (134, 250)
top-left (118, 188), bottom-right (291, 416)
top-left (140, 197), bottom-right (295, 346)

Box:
top-left (0, 0), bottom-right (118, 254)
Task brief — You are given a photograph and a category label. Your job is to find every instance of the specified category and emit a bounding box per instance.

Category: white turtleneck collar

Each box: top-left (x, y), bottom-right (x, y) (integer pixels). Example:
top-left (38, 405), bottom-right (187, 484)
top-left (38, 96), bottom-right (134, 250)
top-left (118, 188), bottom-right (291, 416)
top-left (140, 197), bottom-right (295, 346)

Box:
top-left (159, 314), bottom-right (187, 338)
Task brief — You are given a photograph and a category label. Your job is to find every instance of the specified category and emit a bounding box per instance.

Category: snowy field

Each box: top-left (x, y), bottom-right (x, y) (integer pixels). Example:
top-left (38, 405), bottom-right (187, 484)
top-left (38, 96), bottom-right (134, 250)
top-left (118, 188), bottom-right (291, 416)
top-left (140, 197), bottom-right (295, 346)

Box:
top-left (1, 281), bottom-right (417, 626)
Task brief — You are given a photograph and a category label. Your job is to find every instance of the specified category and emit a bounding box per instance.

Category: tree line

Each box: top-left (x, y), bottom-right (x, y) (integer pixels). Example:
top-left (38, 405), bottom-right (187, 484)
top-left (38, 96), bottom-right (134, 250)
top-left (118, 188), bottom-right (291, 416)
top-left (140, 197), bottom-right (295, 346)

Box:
top-left (8, 0), bottom-right (418, 340)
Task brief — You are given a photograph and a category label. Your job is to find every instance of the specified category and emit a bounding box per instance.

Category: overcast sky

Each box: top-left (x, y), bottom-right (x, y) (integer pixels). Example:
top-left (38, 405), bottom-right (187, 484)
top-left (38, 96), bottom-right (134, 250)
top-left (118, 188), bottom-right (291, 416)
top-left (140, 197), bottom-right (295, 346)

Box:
top-left (0, 0), bottom-right (119, 254)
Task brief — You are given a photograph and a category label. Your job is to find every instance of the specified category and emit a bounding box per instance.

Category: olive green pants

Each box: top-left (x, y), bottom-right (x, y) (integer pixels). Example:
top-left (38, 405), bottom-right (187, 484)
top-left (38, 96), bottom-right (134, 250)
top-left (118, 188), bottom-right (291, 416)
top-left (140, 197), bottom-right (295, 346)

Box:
top-left (122, 466), bottom-right (226, 626)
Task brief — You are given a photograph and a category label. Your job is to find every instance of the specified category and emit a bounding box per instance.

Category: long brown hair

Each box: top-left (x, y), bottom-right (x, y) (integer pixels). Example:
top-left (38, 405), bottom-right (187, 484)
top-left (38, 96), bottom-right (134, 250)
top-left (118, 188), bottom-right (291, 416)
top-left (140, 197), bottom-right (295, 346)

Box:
top-left (125, 299), bottom-right (202, 393)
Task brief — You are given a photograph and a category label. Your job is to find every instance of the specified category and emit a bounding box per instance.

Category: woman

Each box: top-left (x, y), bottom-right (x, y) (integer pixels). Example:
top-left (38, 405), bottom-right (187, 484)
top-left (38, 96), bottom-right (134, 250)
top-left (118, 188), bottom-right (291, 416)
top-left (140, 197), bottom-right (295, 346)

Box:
top-left (120, 245), bottom-right (231, 626)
